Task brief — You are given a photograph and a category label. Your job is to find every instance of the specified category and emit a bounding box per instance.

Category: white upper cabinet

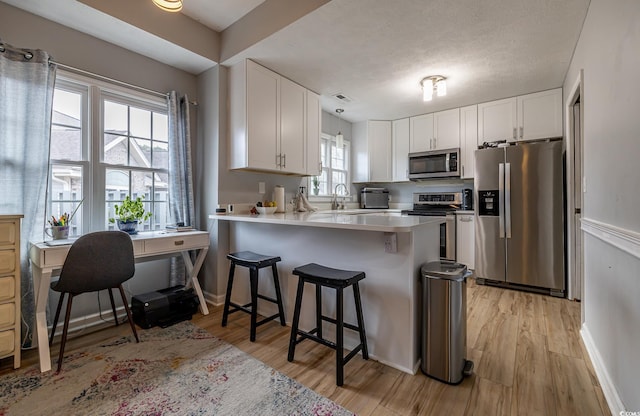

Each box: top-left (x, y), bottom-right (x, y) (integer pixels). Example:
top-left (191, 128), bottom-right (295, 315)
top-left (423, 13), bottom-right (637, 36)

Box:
top-left (305, 90), bottom-right (321, 176)
top-left (460, 105), bottom-right (477, 179)
top-left (353, 120), bottom-right (392, 183)
top-left (410, 109), bottom-right (460, 152)
top-left (478, 88), bottom-right (563, 144)
top-left (477, 97), bottom-right (518, 144)
top-left (433, 108), bottom-right (461, 150)
top-left (517, 88), bottom-right (563, 141)
top-left (229, 59), bottom-right (316, 175)
top-left (392, 118), bottom-right (410, 182)
top-left (409, 113), bottom-right (434, 153)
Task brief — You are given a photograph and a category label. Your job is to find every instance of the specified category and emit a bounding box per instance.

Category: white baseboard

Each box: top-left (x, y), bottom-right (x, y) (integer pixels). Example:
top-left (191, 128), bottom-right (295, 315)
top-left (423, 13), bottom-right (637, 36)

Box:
top-left (581, 324), bottom-right (625, 414)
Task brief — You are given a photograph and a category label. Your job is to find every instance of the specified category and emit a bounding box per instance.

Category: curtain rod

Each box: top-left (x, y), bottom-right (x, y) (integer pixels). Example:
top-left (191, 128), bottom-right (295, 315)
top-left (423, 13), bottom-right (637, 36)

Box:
top-left (49, 59), bottom-right (198, 106)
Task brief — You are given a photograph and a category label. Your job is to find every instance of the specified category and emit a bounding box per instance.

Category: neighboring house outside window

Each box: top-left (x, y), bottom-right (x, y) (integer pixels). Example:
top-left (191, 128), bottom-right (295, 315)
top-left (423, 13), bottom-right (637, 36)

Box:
top-left (309, 133), bottom-right (351, 199)
top-left (49, 71), bottom-right (169, 235)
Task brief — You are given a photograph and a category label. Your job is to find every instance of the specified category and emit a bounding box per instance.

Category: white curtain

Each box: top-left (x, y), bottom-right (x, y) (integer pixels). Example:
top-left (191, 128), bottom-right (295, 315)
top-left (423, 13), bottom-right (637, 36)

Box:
top-left (0, 41), bottom-right (56, 348)
top-left (167, 91), bottom-right (195, 286)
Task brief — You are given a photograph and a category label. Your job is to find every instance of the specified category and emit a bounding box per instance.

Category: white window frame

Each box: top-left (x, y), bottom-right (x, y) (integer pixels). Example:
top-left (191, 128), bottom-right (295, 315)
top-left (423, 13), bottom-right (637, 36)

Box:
top-left (49, 70), bottom-right (169, 234)
top-left (308, 133), bottom-right (352, 201)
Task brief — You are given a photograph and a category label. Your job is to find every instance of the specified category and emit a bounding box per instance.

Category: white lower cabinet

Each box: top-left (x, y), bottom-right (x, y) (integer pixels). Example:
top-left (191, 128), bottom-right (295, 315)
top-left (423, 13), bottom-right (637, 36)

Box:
top-left (456, 212), bottom-right (475, 269)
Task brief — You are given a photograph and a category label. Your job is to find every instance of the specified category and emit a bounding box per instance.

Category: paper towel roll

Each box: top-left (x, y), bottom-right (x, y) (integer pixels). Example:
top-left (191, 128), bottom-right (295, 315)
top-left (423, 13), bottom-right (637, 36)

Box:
top-left (274, 186), bottom-right (285, 212)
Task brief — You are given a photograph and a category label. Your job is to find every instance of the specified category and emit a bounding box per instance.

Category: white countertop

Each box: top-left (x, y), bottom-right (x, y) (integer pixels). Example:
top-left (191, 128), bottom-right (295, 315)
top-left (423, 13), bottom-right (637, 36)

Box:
top-left (209, 209), bottom-right (444, 232)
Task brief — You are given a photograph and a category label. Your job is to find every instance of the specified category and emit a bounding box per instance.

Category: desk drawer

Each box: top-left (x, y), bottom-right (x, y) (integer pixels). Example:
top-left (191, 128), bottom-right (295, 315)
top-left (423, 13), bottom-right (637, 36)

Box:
top-left (0, 250), bottom-right (16, 275)
top-left (144, 233), bottom-right (209, 254)
top-left (0, 303), bottom-right (15, 327)
top-left (0, 329), bottom-right (15, 356)
top-left (0, 276), bottom-right (15, 302)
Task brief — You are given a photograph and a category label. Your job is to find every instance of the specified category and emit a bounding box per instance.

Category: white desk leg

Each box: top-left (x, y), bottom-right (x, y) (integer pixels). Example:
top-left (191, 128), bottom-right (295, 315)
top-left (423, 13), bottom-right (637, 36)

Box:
top-left (32, 266), bottom-right (52, 372)
top-left (182, 247), bottom-right (209, 315)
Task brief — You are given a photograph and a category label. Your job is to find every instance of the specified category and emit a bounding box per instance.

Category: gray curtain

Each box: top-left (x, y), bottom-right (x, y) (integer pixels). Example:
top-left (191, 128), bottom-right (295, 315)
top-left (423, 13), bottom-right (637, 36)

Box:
top-left (0, 42), bottom-right (56, 348)
top-left (167, 91), bottom-right (195, 286)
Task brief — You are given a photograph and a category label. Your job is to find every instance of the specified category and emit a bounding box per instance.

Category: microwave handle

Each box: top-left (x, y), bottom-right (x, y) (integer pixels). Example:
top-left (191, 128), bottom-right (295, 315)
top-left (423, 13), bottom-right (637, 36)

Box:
top-left (445, 152), bottom-right (450, 172)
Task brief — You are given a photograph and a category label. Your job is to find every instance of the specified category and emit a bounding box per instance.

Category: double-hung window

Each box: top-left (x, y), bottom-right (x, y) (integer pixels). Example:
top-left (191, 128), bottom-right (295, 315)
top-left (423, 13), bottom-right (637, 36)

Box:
top-left (48, 71), bottom-right (169, 235)
top-left (310, 133), bottom-right (351, 198)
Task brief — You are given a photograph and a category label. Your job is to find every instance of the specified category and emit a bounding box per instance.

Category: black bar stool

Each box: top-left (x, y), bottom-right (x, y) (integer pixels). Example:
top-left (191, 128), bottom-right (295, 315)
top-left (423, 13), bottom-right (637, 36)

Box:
top-left (222, 251), bottom-right (286, 341)
top-left (287, 263), bottom-right (369, 386)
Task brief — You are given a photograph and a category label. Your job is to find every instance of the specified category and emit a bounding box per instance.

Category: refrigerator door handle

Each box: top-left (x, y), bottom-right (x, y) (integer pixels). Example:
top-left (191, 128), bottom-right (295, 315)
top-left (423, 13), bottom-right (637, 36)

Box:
top-left (505, 162), bottom-right (512, 238)
top-left (499, 163), bottom-right (505, 238)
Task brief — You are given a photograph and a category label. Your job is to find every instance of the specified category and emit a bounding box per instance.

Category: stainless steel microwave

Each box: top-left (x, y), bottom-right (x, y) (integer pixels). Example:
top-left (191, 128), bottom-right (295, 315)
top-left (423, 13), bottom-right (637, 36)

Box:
top-left (408, 148), bottom-right (460, 180)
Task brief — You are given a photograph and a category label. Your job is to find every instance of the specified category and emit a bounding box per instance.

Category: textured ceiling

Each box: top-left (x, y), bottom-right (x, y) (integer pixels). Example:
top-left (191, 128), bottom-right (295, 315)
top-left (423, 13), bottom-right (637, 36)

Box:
top-left (1, 0), bottom-right (591, 123)
top-left (229, 0), bottom-right (591, 121)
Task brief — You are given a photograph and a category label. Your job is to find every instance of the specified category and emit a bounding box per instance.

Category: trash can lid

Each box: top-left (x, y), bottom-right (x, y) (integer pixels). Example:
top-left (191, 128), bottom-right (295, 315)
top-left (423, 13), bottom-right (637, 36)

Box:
top-left (421, 260), bottom-right (469, 281)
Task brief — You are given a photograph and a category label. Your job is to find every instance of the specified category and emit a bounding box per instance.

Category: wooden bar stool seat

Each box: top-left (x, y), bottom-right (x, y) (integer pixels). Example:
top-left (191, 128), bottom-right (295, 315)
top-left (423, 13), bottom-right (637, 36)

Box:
top-left (287, 263), bottom-right (369, 386)
top-left (222, 251), bottom-right (286, 341)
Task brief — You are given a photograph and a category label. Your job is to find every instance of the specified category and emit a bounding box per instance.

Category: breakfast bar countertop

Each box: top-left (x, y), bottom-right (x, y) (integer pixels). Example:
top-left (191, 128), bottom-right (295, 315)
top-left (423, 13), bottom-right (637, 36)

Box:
top-left (209, 209), bottom-right (444, 233)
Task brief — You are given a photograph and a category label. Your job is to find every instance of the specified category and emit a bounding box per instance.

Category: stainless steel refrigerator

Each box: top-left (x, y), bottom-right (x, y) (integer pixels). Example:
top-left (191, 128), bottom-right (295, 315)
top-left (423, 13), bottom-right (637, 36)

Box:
top-left (474, 140), bottom-right (564, 296)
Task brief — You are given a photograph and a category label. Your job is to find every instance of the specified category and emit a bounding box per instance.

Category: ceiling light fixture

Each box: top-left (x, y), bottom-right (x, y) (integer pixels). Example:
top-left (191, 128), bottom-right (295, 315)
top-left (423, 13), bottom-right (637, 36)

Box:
top-left (152, 0), bottom-right (183, 12)
top-left (420, 75), bottom-right (447, 102)
top-left (335, 109), bottom-right (344, 149)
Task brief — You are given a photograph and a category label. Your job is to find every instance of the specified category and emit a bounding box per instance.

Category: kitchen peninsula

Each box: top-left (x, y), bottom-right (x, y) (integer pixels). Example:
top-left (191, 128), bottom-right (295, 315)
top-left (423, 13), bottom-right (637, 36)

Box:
top-left (211, 210), bottom-right (442, 374)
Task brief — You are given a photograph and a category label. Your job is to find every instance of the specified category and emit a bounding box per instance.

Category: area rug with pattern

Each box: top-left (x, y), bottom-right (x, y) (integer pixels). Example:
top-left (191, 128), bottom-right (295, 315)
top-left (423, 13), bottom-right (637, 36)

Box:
top-left (0, 322), bottom-right (354, 415)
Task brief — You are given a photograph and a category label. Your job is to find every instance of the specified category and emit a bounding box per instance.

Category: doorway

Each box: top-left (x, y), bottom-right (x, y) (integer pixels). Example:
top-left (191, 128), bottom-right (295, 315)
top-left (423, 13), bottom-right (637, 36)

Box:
top-left (566, 70), bottom-right (584, 313)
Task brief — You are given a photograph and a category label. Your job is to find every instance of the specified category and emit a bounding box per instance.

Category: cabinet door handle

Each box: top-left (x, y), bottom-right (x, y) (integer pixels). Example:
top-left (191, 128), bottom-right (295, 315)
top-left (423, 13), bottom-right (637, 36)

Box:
top-left (519, 127), bottom-right (523, 139)
top-left (433, 137), bottom-right (437, 149)
top-left (319, 161), bottom-right (322, 172)
top-left (282, 154), bottom-right (286, 168)
top-left (513, 128), bottom-right (517, 140)
top-left (276, 154), bottom-right (280, 167)
top-left (174, 240), bottom-right (184, 246)
top-left (461, 165), bottom-right (465, 177)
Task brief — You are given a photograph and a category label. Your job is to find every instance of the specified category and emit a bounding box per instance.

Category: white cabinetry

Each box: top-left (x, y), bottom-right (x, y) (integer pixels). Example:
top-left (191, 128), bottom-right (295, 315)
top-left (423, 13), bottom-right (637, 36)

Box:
top-left (460, 105), bottom-right (477, 179)
top-left (409, 113), bottom-right (433, 152)
top-left (456, 212), bottom-right (474, 269)
top-left (0, 215), bottom-right (21, 369)
top-left (477, 88), bottom-right (562, 144)
top-left (229, 59), bottom-right (317, 175)
top-left (410, 108), bottom-right (460, 152)
top-left (353, 120), bottom-right (392, 183)
top-left (392, 118), bottom-right (410, 182)
top-left (305, 90), bottom-right (322, 176)
top-left (517, 89), bottom-right (563, 141)
top-left (477, 97), bottom-right (517, 144)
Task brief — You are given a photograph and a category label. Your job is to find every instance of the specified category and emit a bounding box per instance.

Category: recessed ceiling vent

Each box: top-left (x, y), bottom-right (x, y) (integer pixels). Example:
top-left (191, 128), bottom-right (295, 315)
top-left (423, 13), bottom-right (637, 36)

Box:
top-left (332, 92), bottom-right (353, 103)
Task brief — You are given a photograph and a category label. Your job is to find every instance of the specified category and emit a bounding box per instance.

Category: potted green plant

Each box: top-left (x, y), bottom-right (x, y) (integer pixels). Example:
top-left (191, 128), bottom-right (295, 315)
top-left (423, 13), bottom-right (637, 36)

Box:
top-left (109, 195), bottom-right (152, 235)
top-left (312, 176), bottom-right (320, 195)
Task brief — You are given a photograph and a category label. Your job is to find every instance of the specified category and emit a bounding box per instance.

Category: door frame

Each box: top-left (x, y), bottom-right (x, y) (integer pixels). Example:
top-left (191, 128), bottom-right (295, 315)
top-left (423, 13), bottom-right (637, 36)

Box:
top-left (565, 70), bottom-right (585, 308)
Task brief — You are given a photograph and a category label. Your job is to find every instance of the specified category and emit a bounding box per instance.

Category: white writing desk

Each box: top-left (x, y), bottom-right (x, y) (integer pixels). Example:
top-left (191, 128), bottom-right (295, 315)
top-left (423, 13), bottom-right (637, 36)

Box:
top-left (29, 230), bottom-right (210, 372)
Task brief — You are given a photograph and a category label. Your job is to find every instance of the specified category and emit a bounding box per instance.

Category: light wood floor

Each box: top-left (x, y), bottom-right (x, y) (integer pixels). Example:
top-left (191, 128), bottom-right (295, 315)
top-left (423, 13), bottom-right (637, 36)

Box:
top-left (3, 279), bottom-right (610, 416)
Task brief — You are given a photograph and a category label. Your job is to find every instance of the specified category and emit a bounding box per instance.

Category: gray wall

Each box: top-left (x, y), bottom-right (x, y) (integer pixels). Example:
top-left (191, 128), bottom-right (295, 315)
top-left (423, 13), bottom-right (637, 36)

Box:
top-left (563, 0), bottom-right (640, 411)
top-left (0, 3), bottom-right (198, 323)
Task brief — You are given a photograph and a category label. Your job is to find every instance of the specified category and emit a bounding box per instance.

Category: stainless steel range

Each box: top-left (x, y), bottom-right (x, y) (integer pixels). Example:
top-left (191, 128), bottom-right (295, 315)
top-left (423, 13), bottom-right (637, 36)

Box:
top-left (403, 192), bottom-right (461, 260)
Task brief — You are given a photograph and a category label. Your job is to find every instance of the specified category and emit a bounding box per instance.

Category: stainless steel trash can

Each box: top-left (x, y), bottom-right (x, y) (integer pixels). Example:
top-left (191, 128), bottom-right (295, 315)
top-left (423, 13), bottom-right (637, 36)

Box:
top-left (420, 260), bottom-right (473, 384)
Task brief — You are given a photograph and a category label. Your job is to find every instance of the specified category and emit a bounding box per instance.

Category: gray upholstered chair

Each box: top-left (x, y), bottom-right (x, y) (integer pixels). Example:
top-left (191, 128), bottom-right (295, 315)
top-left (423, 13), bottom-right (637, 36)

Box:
top-left (49, 231), bottom-right (140, 372)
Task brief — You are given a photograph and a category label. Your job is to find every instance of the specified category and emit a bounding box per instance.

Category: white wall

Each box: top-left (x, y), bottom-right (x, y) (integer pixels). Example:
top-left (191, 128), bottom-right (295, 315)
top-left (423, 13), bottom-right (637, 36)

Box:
top-left (563, 0), bottom-right (640, 411)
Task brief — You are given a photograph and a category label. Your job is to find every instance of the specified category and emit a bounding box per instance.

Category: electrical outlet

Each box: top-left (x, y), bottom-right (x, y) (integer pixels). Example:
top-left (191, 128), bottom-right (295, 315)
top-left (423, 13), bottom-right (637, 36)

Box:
top-left (258, 181), bottom-right (265, 194)
top-left (384, 232), bottom-right (397, 253)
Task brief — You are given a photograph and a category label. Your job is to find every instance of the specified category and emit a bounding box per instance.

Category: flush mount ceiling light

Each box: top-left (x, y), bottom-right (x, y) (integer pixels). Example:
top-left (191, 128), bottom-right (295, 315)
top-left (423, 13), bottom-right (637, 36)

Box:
top-left (420, 75), bottom-right (447, 102)
top-left (335, 109), bottom-right (344, 149)
top-left (152, 0), bottom-right (183, 12)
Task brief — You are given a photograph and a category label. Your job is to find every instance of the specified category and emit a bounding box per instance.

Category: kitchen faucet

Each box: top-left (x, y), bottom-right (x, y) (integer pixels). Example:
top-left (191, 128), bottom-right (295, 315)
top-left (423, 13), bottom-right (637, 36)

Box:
top-left (331, 183), bottom-right (349, 210)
